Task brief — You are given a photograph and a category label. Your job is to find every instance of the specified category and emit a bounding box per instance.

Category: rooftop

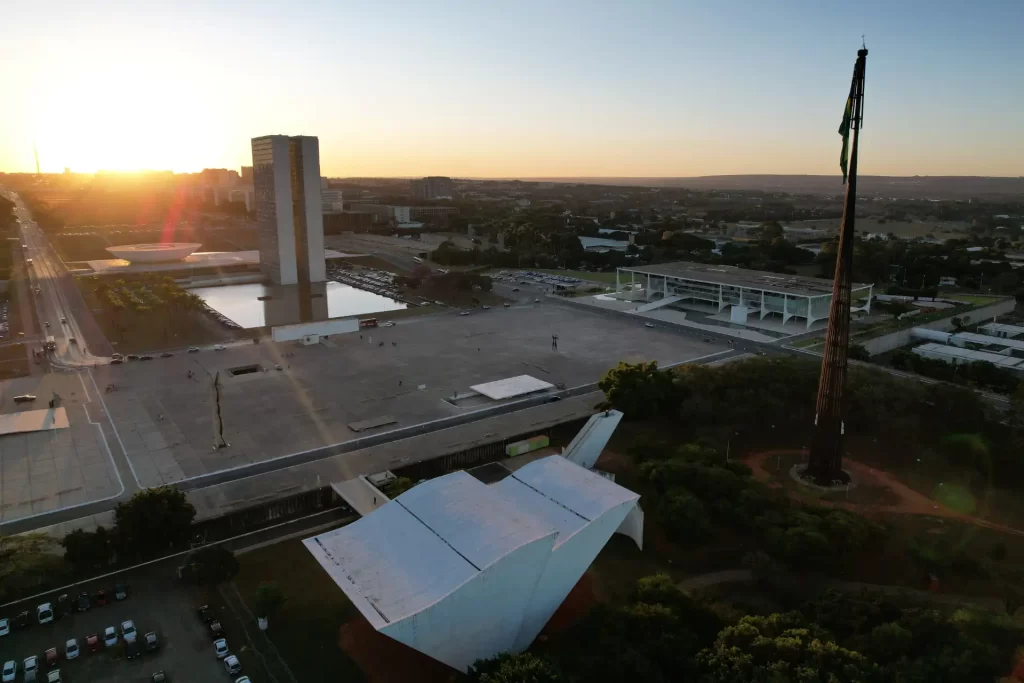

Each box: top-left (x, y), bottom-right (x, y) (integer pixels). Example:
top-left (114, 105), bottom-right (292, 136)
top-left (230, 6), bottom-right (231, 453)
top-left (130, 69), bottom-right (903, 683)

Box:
top-left (80, 248), bottom-right (356, 276)
top-left (304, 455), bottom-right (639, 627)
top-left (913, 342), bottom-right (1024, 370)
top-left (470, 375), bottom-right (555, 401)
top-left (619, 261), bottom-right (871, 297)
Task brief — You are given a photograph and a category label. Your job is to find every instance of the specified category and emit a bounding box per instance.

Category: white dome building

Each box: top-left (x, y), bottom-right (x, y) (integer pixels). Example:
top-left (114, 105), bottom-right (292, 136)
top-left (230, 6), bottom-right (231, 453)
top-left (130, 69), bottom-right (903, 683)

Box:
top-left (105, 243), bottom-right (202, 263)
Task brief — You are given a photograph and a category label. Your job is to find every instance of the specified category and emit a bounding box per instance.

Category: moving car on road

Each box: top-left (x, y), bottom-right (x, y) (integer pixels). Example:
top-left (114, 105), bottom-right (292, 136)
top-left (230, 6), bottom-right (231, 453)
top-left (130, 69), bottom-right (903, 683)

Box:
top-left (14, 395), bottom-right (36, 403)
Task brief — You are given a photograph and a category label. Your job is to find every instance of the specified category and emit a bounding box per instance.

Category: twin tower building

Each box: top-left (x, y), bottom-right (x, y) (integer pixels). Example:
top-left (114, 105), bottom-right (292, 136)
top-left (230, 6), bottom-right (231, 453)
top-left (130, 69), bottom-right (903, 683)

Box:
top-left (251, 135), bottom-right (326, 286)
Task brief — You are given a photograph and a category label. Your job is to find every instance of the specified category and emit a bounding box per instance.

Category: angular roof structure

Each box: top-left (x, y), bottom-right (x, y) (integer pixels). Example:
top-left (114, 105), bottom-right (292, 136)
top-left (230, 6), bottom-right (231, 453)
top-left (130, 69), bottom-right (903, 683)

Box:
top-left (304, 455), bottom-right (641, 672)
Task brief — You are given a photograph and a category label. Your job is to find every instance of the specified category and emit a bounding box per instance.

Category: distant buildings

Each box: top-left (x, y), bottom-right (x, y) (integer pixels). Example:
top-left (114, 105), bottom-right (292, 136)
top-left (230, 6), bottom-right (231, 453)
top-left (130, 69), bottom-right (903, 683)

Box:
top-left (579, 236), bottom-right (630, 253)
top-left (195, 167), bottom-right (254, 210)
top-left (321, 179), bottom-right (344, 213)
top-left (251, 135), bottom-right (326, 285)
top-left (410, 176), bottom-right (454, 200)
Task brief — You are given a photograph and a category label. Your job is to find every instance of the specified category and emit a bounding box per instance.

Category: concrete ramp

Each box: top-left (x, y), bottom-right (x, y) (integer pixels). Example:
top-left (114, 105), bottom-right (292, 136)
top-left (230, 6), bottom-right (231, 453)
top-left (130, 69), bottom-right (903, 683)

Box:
top-left (0, 407), bottom-right (69, 436)
top-left (331, 476), bottom-right (390, 516)
top-left (634, 295), bottom-right (683, 312)
top-left (562, 410), bottom-right (623, 469)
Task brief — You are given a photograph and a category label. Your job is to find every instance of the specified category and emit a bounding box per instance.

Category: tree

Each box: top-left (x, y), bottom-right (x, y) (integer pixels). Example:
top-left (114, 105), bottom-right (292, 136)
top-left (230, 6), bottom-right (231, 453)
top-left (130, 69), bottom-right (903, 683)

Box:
top-left (468, 652), bottom-right (563, 683)
top-left (255, 581), bottom-right (287, 620)
top-left (848, 343), bottom-right (870, 361)
top-left (61, 526), bottom-right (113, 574)
top-left (951, 316), bottom-right (966, 332)
top-left (0, 534), bottom-right (67, 602)
top-left (114, 487), bottom-right (196, 561)
top-left (184, 545), bottom-right (239, 588)
top-left (388, 477), bottom-right (416, 496)
top-left (598, 361), bottom-right (679, 419)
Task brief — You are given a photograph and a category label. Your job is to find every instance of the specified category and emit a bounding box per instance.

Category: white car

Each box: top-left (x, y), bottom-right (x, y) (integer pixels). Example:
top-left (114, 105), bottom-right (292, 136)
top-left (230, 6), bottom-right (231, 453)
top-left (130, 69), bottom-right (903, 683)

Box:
top-left (46, 670), bottom-right (60, 683)
top-left (644, 323), bottom-right (655, 328)
top-left (121, 619), bottom-right (137, 642)
top-left (459, 311), bottom-right (470, 316)
top-left (103, 626), bottom-right (118, 648)
top-left (22, 657), bottom-right (37, 682)
top-left (37, 603), bottom-right (54, 624)
top-left (235, 678), bottom-right (251, 683)
top-left (223, 655), bottom-right (241, 675)
top-left (213, 638), bottom-right (229, 659)
top-left (0, 618), bottom-right (8, 636)
top-left (2, 661), bottom-right (15, 683)
top-left (64, 639), bottom-right (79, 660)
top-left (213, 344), bottom-right (226, 351)
top-left (381, 322), bottom-right (395, 327)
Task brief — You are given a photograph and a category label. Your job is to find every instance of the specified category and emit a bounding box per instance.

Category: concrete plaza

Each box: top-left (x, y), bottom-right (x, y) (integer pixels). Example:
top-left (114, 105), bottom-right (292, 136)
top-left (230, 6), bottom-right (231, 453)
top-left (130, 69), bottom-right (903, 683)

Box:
top-left (92, 303), bottom-right (725, 489)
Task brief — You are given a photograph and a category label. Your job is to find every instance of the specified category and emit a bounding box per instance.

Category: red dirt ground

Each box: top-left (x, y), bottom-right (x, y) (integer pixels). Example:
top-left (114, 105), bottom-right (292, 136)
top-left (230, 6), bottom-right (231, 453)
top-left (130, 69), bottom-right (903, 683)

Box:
top-left (744, 450), bottom-right (1024, 537)
top-left (338, 575), bottom-right (597, 683)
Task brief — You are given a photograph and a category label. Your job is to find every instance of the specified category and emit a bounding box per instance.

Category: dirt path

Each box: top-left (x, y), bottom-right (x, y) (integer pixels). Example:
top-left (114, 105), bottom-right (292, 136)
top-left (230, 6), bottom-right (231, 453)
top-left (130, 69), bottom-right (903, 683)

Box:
top-left (744, 450), bottom-right (1024, 538)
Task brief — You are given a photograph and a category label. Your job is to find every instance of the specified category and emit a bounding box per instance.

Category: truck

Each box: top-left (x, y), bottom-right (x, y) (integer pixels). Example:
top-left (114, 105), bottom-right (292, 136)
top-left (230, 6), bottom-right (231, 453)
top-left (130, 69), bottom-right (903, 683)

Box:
top-left (45, 335), bottom-right (56, 351)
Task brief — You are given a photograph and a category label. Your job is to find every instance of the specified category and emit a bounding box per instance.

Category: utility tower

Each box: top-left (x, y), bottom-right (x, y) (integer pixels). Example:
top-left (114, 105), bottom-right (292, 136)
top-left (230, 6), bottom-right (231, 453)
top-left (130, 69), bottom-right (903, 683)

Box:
top-left (805, 47), bottom-right (868, 486)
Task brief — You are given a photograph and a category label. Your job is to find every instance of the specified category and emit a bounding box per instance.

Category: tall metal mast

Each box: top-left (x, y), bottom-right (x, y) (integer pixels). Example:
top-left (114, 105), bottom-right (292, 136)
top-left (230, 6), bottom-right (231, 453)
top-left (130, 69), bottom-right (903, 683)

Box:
top-left (805, 48), bottom-right (868, 485)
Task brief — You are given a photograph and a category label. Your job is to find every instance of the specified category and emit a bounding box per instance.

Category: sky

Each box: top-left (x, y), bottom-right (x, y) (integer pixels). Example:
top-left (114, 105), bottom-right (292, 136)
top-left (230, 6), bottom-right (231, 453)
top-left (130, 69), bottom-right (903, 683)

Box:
top-left (0, 0), bottom-right (1021, 178)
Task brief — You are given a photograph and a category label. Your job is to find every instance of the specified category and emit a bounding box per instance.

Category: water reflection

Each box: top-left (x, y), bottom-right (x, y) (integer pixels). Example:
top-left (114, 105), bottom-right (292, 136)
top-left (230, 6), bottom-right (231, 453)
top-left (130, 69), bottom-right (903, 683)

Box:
top-left (191, 281), bottom-right (406, 329)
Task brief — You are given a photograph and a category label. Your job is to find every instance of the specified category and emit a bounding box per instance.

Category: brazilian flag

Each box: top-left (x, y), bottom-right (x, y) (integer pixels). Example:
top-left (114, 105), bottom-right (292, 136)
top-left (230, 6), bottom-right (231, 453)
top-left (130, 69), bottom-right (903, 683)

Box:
top-left (838, 93), bottom-right (853, 184)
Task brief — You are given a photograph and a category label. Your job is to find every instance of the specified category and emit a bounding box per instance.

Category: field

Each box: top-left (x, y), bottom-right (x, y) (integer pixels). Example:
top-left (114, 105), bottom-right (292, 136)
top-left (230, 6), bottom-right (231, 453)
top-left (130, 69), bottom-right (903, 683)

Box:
top-left (233, 539), bottom-right (365, 683)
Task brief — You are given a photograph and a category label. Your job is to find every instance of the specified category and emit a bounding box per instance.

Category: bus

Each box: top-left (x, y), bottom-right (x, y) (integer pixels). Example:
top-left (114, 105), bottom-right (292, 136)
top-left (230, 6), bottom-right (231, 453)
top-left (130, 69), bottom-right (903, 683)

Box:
top-left (359, 318), bottom-right (379, 329)
top-left (45, 335), bottom-right (56, 351)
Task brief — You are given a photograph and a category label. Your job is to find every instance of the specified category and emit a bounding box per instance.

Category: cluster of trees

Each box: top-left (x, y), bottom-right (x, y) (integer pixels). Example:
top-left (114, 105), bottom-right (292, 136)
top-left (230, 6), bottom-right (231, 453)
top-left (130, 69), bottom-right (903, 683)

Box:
top-left (85, 274), bottom-right (212, 342)
top-left (469, 578), bottom-right (1024, 683)
top-left (396, 265), bottom-right (492, 294)
top-left (61, 487), bottom-right (196, 573)
top-left (1, 488), bottom-right (196, 603)
top-left (635, 439), bottom-right (880, 573)
top-left (599, 357), bottom-right (1023, 484)
top-left (891, 348), bottom-right (1021, 394)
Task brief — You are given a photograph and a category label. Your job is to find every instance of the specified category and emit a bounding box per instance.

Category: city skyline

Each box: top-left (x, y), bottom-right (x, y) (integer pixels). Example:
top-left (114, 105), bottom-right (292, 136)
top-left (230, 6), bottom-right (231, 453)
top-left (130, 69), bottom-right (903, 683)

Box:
top-left (1, 0), bottom-right (1022, 177)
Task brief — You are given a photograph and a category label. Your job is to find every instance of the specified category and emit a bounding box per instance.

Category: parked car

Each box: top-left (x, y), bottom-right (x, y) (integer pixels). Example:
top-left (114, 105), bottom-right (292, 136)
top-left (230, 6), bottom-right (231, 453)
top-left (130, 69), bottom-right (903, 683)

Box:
top-left (187, 347), bottom-right (200, 353)
top-left (126, 354), bottom-right (140, 361)
top-left (103, 626), bottom-right (118, 648)
top-left (144, 632), bottom-right (159, 652)
top-left (110, 358), bottom-right (123, 365)
top-left (44, 649), bottom-right (57, 668)
top-left (45, 671), bottom-right (60, 683)
top-left (22, 656), bottom-right (37, 683)
top-left (76, 592), bottom-right (90, 612)
top-left (208, 620), bottom-right (225, 639)
top-left (0, 618), bottom-right (8, 637)
top-left (213, 638), bottom-right (229, 659)
top-left (85, 633), bottom-right (100, 653)
top-left (139, 355), bottom-right (154, 361)
top-left (213, 344), bottom-right (226, 351)
top-left (94, 589), bottom-right (108, 606)
top-left (13, 611), bottom-right (29, 629)
top-left (1, 661), bottom-right (15, 683)
top-left (13, 395), bottom-right (36, 404)
top-left (111, 353), bottom-right (123, 361)
top-left (64, 638), bottom-right (79, 660)
top-left (126, 639), bottom-right (140, 660)
top-left (121, 619), bottom-right (137, 642)
top-left (151, 672), bottom-right (167, 683)
top-left (235, 678), bottom-right (251, 683)
top-left (197, 605), bottom-right (214, 623)
top-left (57, 594), bottom-right (71, 617)
top-left (36, 603), bottom-right (54, 624)
top-left (223, 655), bottom-right (241, 676)
top-left (114, 583), bottom-right (128, 601)
top-left (160, 352), bottom-right (173, 358)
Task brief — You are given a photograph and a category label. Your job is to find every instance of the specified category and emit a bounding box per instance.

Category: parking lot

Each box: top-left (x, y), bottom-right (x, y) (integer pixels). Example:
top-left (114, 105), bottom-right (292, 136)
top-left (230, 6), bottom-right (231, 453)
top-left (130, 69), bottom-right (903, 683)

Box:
top-left (0, 566), bottom-right (251, 683)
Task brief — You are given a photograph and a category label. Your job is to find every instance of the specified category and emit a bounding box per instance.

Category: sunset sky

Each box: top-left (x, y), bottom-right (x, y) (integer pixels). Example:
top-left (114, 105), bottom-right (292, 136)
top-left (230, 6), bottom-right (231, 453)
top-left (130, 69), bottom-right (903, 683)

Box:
top-left (1, 0), bottom-right (1021, 178)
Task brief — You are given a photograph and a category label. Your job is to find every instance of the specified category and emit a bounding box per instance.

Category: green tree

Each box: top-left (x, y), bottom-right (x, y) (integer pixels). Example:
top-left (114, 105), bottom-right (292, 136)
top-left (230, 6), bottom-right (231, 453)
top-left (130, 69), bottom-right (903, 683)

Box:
top-left (61, 526), bottom-right (113, 574)
top-left (114, 487), bottom-right (196, 561)
top-left (184, 545), bottom-right (239, 588)
top-left (0, 534), bottom-right (67, 602)
top-left (255, 581), bottom-right (287, 619)
top-left (468, 652), bottom-right (563, 683)
top-left (848, 343), bottom-right (870, 361)
top-left (598, 361), bottom-right (679, 419)
top-left (388, 477), bottom-right (416, 497)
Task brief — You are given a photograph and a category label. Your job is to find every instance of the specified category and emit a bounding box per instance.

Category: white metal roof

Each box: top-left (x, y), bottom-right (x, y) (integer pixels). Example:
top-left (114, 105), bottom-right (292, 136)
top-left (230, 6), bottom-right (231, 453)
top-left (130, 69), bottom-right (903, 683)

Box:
top-left (470, 375), bottom-right (554, 400)
top-left (304, 455), bottom-right (638, 627)
top-left (913, 343), bottom-right (1024, 369)
top-left (954, 332), bottom-right (1024, 352)
top-left (979, 322), bottom-right (1024, 339)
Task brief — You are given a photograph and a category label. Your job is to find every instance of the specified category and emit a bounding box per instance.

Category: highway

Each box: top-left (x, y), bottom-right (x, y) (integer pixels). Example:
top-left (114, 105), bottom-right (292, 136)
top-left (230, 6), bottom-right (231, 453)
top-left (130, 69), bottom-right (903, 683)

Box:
top-left (6, 191), bottom-right (110, 369)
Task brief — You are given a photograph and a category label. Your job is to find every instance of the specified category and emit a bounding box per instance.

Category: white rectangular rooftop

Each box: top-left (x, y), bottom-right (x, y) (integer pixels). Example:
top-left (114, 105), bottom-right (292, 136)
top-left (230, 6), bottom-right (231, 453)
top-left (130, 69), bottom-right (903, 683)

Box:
top-left (913, 343), bottom-right (1024, 369)
top-left (0, 407), bottom-right (69, 436)
top-left (470, 375), bottom-right (554, 400)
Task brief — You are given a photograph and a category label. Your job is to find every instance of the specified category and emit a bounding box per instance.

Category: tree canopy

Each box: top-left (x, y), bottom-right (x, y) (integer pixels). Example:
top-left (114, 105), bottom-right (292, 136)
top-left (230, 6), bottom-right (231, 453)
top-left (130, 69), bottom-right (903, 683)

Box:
top-left (114, 487), bottom-right (196, 561)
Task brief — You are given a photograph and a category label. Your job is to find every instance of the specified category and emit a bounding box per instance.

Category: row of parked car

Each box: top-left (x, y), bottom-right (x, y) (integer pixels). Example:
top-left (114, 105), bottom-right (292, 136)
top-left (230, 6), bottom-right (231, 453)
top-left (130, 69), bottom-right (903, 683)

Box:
top-left (0, 584), bottom-right (129, 636)
top-left (197, 604), bottom-right (251, 683)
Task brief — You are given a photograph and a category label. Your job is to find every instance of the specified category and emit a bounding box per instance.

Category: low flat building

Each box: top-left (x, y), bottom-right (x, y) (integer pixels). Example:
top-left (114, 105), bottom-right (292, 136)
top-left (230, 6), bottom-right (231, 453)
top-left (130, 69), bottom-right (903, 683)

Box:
top-left (911, 342), bottom-right (1024, 376)
top-left (617, 261), bottom-right (873, 330)
top-left (979, 322), bottom-right (1024, 340)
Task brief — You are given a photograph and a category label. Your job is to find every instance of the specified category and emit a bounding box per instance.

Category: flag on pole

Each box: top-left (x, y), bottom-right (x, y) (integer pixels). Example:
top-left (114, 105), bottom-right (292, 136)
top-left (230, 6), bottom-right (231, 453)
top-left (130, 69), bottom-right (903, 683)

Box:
top-left (838, 90), bottom-right (853, 184)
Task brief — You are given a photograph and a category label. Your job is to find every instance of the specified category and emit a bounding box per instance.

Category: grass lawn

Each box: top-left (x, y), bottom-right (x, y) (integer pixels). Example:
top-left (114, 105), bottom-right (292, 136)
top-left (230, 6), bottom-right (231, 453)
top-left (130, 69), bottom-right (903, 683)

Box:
top-left (233, 539), bottom-right (365, 683)
top-left (944, 293), bottom-right (1002, 306)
